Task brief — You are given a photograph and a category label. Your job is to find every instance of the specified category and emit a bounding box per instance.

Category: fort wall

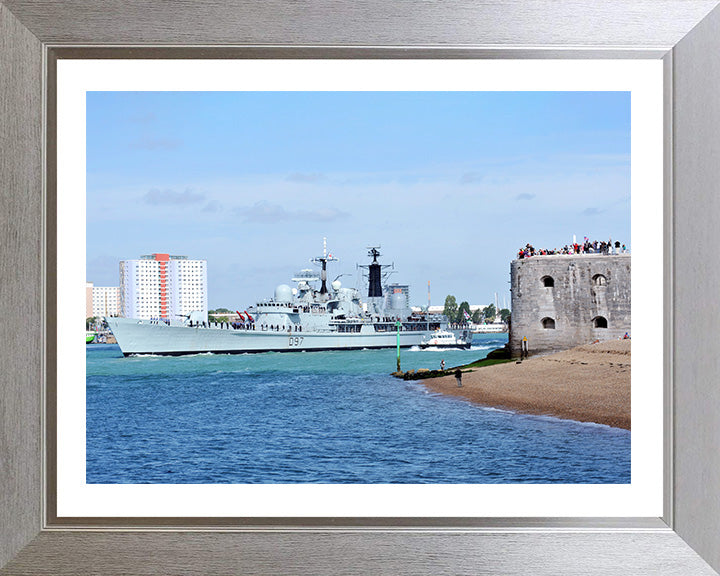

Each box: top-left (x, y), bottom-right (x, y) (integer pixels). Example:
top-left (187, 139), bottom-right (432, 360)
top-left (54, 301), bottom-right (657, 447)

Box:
top-left (509, 254), bottom-right (631, 356)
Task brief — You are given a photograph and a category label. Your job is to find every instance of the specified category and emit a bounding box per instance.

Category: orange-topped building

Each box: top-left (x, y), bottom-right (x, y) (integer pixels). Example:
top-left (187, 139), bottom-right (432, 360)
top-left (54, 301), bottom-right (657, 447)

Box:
top-left (119, 253), bottom-right (207, 322)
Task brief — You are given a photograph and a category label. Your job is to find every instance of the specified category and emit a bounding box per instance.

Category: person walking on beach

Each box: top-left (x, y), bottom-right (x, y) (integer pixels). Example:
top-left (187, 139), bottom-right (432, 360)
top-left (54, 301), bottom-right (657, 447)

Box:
top-left (440, 359), bottom-right (445, 371)
top-left (455, 369), bottom-right (462, 387)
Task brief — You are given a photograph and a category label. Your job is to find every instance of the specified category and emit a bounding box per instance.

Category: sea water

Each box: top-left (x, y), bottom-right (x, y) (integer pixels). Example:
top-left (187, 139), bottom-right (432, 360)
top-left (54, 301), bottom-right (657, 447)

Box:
top-left (86, 334), bottom-right (630, 484)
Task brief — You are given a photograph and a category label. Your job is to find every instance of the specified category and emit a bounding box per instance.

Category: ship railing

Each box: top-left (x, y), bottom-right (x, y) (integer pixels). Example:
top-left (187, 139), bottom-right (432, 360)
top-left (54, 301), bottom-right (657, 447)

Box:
top-left (256, 301), bottom-right (294, 310)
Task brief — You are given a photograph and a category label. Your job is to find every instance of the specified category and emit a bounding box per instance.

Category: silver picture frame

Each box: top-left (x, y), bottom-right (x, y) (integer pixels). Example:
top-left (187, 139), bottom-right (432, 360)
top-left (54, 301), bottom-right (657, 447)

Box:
top-left (2, 1), bottom-right (720, 574)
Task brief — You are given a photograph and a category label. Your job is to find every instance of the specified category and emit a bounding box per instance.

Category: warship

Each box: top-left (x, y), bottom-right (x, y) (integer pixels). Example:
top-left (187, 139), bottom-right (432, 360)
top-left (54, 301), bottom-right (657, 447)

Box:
top-left (106, 244), bottom-right (472, 356)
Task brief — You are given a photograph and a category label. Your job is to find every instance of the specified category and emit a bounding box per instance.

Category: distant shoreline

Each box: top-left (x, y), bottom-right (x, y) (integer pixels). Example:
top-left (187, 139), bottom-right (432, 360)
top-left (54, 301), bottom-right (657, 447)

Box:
top-left (421, 340), bottom-right (631, 430)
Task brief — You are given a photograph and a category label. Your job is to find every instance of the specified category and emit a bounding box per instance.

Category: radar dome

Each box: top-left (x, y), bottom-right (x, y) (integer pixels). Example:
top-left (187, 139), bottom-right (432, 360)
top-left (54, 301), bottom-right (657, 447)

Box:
top-left (331, 280), bottom-right (342, 291)
top-left (390, 292), bottom-right (405, 310)
top-left (274, 284), bottom-right (293, 303)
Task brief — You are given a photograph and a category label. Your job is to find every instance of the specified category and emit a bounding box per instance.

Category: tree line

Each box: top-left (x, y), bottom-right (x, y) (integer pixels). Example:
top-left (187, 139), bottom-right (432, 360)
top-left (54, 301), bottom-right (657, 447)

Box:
top-left (442, 295), bottom-right (510, 324)
top-left (86, 316), bottom-right (109, 330)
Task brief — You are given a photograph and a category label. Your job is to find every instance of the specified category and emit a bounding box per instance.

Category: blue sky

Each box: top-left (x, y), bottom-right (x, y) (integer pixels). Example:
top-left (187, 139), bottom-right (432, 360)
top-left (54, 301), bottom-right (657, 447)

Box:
top-left (87, 91), bottom-right (630, 309)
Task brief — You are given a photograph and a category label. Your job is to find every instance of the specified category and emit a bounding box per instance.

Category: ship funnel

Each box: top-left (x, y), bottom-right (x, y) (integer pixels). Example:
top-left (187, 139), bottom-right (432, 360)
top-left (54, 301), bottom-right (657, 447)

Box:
top-left (368, 247), bottom-right (382, 298)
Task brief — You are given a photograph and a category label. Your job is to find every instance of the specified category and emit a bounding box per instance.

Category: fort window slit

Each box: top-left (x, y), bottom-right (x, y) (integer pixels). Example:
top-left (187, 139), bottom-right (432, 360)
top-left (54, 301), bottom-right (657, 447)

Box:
top-left (541, 317), bottom-right (556, 329)
top-left (541, 275), bottom-right (555, 287)
top-left (593, 316), bottom-right (608, 328)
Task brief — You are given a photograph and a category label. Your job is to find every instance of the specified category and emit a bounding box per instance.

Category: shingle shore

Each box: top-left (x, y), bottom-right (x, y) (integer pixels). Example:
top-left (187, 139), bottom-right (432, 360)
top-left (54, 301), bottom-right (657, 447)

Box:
top-left (423, 340), bottom-right (631, 430)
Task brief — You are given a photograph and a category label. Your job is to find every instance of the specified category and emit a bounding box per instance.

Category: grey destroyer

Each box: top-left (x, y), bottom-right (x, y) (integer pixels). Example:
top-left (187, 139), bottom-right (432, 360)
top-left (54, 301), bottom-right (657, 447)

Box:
top-left (106, 245), bottom-right (472, 356)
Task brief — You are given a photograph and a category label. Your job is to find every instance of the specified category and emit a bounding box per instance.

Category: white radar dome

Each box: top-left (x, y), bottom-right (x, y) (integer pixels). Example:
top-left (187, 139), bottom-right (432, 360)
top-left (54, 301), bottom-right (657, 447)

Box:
top-left (274, 284), bottom-right (293, 303)
top-left (331, 280), bottom-right (342, 291)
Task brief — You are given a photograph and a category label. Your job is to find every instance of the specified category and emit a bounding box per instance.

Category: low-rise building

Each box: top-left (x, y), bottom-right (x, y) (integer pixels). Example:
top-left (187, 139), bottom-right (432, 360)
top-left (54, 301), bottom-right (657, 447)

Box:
top-left (92, 286), bottom-right (121, 317)
top-left (86, 282), bottom-right (121, 318)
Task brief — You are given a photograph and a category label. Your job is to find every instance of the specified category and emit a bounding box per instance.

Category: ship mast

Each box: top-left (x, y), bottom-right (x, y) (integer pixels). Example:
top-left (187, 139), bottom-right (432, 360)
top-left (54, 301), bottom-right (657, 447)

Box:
top-left (311, 237), bottom-right (338, 297)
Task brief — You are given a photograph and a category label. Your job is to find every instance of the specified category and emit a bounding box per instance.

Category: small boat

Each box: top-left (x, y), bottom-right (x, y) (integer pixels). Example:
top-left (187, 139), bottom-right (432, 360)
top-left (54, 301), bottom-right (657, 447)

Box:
top-left (419, 329), bottom-right (472, 349)
top-left (86, 331), bottom-right (96, 344)
top-left (471, 321), bottom-right (507, 334)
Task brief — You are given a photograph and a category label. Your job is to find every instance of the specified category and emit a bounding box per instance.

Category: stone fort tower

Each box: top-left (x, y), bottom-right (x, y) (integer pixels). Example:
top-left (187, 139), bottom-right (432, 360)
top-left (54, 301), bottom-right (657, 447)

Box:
top-left (509, 254), bottom-right (631, 356)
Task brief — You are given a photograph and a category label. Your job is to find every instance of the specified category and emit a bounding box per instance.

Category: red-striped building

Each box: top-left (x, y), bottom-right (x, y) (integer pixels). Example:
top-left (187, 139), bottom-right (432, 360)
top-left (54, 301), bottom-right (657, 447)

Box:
top-left (119, 253), bottom-right (207, 321)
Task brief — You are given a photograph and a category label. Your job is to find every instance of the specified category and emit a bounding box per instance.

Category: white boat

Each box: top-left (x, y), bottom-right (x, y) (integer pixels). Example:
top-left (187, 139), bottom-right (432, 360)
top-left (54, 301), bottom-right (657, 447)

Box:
top-left (472, 292), bottom-right (509, 333)
top-left (471, 321), bottom-right (507, 334)
top-left (419, 329), bottom-right (472, 349)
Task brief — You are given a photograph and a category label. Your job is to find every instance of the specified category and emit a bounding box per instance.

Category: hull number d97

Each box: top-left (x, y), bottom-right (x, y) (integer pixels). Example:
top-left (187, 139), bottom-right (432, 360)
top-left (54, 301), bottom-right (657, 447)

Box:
top-left (289, 336), bottom-right (304, 347)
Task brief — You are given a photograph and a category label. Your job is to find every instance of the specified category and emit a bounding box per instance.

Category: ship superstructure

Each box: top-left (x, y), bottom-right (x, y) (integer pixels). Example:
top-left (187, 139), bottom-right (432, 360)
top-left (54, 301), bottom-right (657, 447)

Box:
top-left (106, 242), bottom-right (471, 356)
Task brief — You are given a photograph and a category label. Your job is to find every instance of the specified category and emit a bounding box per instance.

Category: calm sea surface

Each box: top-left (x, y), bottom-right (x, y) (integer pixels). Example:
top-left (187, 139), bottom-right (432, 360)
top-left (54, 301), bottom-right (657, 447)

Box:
top-left (86, 334), bottom-right (630, 484)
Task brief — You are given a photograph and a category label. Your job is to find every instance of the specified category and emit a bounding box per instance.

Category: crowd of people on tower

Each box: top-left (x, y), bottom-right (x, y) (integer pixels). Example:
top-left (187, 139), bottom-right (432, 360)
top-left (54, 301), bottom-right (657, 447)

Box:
top-left (518, 238), bottom-right (628, 259)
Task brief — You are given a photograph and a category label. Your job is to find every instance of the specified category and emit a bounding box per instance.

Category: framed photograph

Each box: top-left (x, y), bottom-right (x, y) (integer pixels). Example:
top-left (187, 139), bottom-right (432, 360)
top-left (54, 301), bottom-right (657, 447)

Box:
top-left (59, 59), bottom-right (659, 520)
top-left (2, 1), bottom-right (720, 574)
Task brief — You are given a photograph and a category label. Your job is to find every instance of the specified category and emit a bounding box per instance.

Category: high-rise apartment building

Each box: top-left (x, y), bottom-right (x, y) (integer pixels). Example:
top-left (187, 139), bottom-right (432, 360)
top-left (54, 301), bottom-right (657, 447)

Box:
top-left (119, 253), bottom-right (207, 321)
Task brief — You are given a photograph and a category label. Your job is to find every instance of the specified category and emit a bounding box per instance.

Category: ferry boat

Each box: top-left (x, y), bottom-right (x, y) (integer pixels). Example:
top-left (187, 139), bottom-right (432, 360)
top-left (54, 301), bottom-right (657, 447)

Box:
top-left (471, 321), bottom-right (507, 334)
top-left (106, 245), bottom-right (470, 356)
top-left (419, 329), bottom-right (472, 349)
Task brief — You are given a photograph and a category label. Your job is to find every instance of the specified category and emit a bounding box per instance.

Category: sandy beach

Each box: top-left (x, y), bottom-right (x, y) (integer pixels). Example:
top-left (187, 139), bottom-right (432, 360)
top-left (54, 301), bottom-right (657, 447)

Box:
top-left (423, 340), bottom-right (631, 430)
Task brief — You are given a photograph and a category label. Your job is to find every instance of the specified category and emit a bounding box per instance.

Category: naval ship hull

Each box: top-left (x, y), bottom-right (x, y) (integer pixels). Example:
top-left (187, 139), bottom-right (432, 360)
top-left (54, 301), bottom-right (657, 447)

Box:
top-left (106, 317), bottom-right (450, 356)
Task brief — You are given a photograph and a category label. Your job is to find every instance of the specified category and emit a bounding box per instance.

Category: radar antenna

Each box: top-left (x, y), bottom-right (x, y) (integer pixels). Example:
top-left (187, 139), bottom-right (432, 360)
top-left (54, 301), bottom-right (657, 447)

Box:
top-left (368, 246), bottom-right (381, 264)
